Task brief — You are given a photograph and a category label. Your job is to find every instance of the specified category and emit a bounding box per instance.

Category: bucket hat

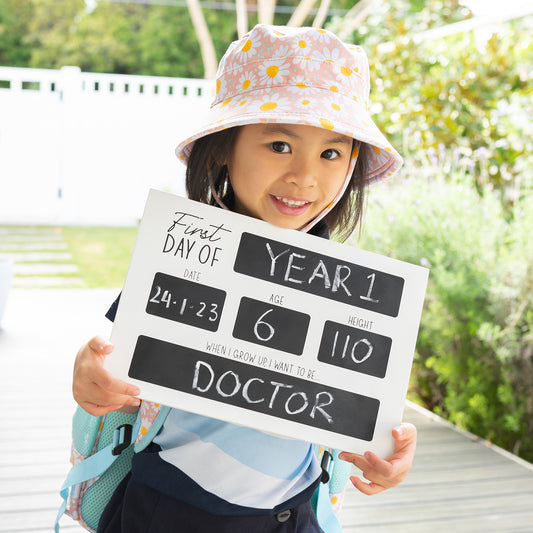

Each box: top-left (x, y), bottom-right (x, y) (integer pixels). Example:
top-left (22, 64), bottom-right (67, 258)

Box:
top-left (175, 24), bottom-right (402, 185)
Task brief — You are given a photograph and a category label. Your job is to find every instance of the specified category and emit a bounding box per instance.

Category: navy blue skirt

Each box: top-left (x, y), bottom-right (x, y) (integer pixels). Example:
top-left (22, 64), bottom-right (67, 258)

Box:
top-left (98, 473), bottom-right (321, 533)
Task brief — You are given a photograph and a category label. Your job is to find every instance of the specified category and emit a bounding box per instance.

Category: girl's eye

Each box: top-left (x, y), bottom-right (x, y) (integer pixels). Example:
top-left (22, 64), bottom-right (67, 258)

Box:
top-left (271, 141), bottom-right (291, 153)
top-left (322, 149), bottom-right (340, 160)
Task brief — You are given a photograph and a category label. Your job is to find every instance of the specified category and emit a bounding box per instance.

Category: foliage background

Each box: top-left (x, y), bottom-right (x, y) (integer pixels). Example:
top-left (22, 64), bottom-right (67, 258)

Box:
top-left (0, 0), bottom-right (357, 77)
top-left (1, 0), bottom-right (532, 461)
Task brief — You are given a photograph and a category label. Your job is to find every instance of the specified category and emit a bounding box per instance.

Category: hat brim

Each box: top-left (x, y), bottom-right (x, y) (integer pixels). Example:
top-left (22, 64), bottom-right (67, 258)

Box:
top-left (175, 85), bottom-right (402, 185)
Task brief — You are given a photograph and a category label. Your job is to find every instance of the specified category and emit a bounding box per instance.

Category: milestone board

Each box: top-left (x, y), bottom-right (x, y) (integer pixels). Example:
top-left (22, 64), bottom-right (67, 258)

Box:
top-left (106, 189), bottom-right (428, 457)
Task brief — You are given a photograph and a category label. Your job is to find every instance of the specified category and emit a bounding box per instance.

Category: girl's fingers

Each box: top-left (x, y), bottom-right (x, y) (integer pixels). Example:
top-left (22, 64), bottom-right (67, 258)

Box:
top-left (79, 380), bottom-right (140, 409)
top-left (339, 423), bottom-right (418, 494)
top-left (350, 476), bottom-right (386, 496)
top-left (91, 363), bottom-right (140, 397)
top-left (73, 337), bottom-right (141, 416)
top-left (86, 336), bottom-right (114, 360)
top-left (78, 401), bottom-right (126, 417)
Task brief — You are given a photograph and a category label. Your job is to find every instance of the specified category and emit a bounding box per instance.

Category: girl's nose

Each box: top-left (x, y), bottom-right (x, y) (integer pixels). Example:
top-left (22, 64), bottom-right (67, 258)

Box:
top-left (286, 157), bottom-right (316, 188)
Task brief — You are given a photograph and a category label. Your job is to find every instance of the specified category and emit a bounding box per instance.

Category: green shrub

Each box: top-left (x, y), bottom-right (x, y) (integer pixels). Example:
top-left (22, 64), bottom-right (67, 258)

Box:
top-left (329, 0), bottom-right (533, 205)
top-left (352, 162), bottom-right (533, 461)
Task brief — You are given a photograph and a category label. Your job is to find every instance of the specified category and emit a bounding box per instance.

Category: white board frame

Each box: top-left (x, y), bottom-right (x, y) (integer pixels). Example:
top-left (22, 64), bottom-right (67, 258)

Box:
top-left (106, 189), bottom-right (428, 457)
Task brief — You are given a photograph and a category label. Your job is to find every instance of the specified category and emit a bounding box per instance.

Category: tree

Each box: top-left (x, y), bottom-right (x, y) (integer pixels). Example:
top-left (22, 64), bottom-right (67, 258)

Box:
top-left (137, 6), bottom-right (204, 78)
top-left (24, 0), bottom-right (86, 70)
top-left (185, 0), bottom-right (217, 79)
top-left (328, 0), bottom-right (533, 196)
top-left (312, 0), bottom-right (332, 28)
top-left (0, 0), bottom-right (368, 78)
top-left (0, 0), bottom-right (34, 66)
top-left (258, 0), bottom-right (276, 25)
top-left (236, 0), bottom-right (248, 38)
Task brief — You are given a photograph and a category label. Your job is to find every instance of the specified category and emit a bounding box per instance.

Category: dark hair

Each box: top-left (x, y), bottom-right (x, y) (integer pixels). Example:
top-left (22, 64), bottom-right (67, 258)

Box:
top-left (186, 128), bottom-right (239, 207)
top-left (185, 127), bottom-right (368, 242)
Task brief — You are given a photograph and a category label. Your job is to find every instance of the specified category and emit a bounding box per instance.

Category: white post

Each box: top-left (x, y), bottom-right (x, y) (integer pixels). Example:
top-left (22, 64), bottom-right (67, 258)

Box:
top-left (58, 66), bottom-right (83, 223)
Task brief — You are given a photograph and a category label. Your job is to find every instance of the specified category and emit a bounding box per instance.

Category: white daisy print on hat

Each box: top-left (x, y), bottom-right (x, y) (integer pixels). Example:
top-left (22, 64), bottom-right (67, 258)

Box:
top-left (292, 54), bottom-right (313, 70)
top-left (311, 28), bottom-right (335, 43)
top-left (238, 72), bottom-right (257, 92)
top-left (252, 92), bottom-right (292, 112)
top-left (286, 75), bottom-right (313, 93)
top-left (234, 36), bottom-right (262, 63)
top-left (259, 59), bottom-right (291, 86)
top-left (312, 46), bottom-right (341, 65)
top-left (270, 45), bottom-right (291, 60)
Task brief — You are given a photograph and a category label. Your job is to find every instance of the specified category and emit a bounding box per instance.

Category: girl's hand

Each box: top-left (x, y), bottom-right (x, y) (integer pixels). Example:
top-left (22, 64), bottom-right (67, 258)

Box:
top-left (72, 335), bottom-right (141, 416)
top-left (338, 422), bottom-right (417, 495)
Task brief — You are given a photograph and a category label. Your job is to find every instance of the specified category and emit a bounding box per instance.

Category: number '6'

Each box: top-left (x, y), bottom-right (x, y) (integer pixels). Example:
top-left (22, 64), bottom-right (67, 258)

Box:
top-left (254, 309), bottom-right (275, 342)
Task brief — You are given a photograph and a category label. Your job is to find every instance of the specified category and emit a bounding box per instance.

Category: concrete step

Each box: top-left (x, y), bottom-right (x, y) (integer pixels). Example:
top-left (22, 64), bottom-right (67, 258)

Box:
top-left (12, 276), bottom-right (84, 288)
top-left (0, 226), bottom-right (83, 288)
top-left (0, 242), bottom-right (68, 251)
top-left (13, 263), bottom-right (78, 275)
top-left (0, 234), bottom-right (63, 242)
top-left (0, 226), bottom-right (61, 235)
top-left (0, 252), bottom-right (72, 262)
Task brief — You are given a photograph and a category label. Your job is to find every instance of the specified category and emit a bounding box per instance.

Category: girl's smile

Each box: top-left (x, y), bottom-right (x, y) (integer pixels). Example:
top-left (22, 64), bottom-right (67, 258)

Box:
top-left (226, 123), bottom-right (353, 230)
top-left (271, 195), bottom-right (311, 215)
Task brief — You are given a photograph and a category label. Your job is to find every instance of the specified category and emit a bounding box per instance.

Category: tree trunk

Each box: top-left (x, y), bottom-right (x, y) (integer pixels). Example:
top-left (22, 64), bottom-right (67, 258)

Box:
top-left (236, 0), bottom-right (248, 37)
top-left (257, 0), bottom-right (275, 25)
top-left (287, 0), bottom-right (316, 27)
top-left (312, 0), bottom-right (331, 28)
top-left (185, 0), bottom-right (218, 79)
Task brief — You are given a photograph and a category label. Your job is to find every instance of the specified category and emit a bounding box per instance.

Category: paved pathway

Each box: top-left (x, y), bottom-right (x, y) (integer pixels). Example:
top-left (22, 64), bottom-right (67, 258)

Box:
top-left (0, 226), bottom-right (83, 287)
top-left (1, 289), bottom-right (532, 532)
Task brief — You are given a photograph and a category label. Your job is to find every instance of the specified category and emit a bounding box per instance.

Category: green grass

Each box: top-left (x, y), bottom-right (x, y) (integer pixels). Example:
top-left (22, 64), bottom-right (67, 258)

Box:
top-left (62, 226), bottom-right (138, 288)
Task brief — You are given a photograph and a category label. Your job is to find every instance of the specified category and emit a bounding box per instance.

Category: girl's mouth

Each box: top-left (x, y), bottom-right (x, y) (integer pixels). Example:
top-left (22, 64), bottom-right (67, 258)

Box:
top-left (271, 195), bottom-right (312, 215)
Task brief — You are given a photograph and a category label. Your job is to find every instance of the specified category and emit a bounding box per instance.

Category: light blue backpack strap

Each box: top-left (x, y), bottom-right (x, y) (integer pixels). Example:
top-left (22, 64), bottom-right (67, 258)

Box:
top-left (54, 412), bottom-right (142, 532)
top-left (316, 480), bottom-right (343, 533)
top-left (329, 449), bottom-right (352, 494)
top-left (134, 405), bottom-right (171, 453)
top-left (312, 446), bottom-right (344, 533)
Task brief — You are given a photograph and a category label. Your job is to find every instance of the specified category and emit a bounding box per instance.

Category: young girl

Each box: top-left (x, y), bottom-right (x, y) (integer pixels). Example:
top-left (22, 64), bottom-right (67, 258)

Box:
top-left (73, 24), bottom-right (417, 532)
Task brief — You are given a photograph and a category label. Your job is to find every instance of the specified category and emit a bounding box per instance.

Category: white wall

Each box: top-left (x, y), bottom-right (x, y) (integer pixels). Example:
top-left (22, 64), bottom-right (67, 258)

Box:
top-left (0, 66), bottom-right (213, 225)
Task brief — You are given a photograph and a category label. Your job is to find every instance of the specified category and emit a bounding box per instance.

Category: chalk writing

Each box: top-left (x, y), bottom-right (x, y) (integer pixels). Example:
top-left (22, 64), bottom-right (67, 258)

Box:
top-left (318, 321), bottom-right (392, 378)
top-left (146, 272), bottom-right (226, 332)
top-left (232, 297), bottom-right (310, 355)
top-left (129, 335), bottom-right (380, 440)
top-left (234, 233), bottom-right (405, 317)
top-left (192, 361), bottom-right (333, 423)
top-left (265, 242), bottom-right (351, 295)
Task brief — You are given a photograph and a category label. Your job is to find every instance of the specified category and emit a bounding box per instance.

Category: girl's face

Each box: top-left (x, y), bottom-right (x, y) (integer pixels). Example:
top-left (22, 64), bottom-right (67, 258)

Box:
top-left (226, 123), bottom-right (353, 230)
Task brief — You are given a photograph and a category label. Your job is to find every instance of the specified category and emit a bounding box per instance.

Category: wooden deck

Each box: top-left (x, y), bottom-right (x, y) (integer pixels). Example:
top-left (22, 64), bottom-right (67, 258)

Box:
top-left (1, 289), bottom-right (533, 532)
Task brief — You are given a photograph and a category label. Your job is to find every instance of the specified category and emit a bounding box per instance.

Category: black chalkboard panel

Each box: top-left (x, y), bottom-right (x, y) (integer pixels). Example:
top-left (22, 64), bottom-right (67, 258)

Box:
top-left (145, 272), bottom-right (226, 332)
top-left (233, 233), bottom-right (405, 317)
top-left (318, 321), bottom-right (392, 378)
top-left (129, 335), bottom-right (380, 441)
top-left (232, 297), bottom-right (310, 355)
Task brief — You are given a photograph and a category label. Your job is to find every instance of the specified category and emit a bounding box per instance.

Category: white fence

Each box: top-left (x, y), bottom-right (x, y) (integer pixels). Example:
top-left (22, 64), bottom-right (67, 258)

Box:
top-left (0, 66), bottom-right (213, 225)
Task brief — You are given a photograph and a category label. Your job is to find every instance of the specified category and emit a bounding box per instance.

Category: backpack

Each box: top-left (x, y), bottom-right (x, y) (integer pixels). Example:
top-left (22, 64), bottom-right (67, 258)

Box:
top-left (56, 402), bottom-right (350, 533)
